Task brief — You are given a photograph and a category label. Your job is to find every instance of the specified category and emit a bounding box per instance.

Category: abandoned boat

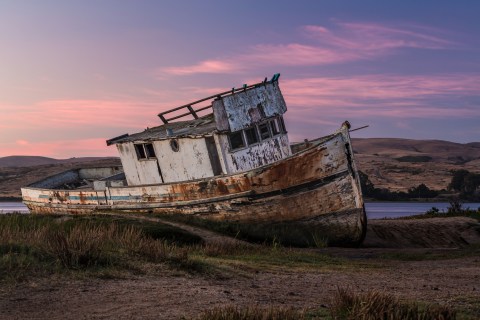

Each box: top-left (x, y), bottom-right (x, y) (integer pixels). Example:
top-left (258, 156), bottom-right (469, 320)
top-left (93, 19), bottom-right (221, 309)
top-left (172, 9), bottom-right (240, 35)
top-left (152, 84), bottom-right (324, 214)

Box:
top-left (21, 74), bottom-right (367, 246)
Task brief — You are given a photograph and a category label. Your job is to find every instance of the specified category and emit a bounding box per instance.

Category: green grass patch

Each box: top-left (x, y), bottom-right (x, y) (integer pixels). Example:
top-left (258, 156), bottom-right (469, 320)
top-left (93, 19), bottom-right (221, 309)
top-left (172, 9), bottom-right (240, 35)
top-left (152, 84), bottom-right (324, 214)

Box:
top-left (190, 241), bottom-right (364, 273)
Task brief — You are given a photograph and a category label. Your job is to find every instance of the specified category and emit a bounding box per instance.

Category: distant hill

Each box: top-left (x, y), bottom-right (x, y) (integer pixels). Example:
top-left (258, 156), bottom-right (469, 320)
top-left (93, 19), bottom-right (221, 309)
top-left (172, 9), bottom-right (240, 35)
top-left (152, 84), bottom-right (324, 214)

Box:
top-left (0, 157), bottom-right (121, 198)
top-left (352, 138), bottom-right (480, 164)
top-left (0, 156), bottom-right (60, 167)
top-left (352, 138), bottom-right (480, 192)
top-left (0, 156), bottom-right (117, 168)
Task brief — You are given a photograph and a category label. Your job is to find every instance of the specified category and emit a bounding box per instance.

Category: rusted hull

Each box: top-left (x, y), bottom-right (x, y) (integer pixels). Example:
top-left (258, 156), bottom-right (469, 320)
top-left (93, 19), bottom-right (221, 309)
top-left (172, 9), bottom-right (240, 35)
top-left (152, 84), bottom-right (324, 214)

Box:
top-left (22, 125), bottom-right (367, 246)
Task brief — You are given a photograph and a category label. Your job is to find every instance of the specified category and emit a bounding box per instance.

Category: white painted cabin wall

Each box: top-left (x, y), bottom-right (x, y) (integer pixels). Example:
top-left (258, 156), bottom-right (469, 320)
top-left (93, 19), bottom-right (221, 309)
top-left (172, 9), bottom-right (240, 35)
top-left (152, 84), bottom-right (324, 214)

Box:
top-left (153, 138), bottom-right (214, 183)
top-left (217, 133), bottom-right (291, 174)
top-left (116, 142), bottom-right (162, 186)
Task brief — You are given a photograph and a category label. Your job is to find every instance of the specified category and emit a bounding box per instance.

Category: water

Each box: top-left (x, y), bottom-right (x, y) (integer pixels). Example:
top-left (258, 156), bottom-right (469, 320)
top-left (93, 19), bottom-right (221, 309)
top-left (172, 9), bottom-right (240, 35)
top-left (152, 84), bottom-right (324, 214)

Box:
top-left (0, 202), bottom-right (29, 214)
top-left (1, 201), bottom-right (480, 218)
top-left (365, 202), bottom-right (480, 219)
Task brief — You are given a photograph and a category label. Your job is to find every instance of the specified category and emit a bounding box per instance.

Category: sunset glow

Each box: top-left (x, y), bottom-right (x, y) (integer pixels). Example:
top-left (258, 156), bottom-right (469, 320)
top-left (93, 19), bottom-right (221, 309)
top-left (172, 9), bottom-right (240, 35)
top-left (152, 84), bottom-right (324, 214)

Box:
top-left (1, 1), bottom-right (479, 158)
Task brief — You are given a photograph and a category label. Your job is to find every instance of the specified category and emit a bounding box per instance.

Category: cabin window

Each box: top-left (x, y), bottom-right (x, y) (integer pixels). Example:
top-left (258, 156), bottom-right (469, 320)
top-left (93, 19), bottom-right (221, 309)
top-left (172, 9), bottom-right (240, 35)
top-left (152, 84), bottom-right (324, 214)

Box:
top-left (278, 116), bottom-right (287, 133)
top-left (245, 127), bottom-right (259, 145)
top-left (145, 143), bottom-right (156, 158)
top-left (258, 123), bottom-right (271, 140)
top-left (229, 131), bottom-right (245, 150)
top-left (135, 144), bottom-right (147, 159)
top-left (170, 139), bottom-right (179, 152)
top-left (135, 143), bottom-right (156, 160)
top-left (270, 119), bottom-right (280, 136)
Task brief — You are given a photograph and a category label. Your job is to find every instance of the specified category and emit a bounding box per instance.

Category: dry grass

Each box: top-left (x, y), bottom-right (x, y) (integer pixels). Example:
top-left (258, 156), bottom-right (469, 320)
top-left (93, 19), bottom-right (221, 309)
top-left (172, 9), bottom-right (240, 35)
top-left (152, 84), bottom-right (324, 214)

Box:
top-left (329, 287), bottom-right (456, 320)
top-left (200, 240), bottom-right (252, 257)
top-left (0, 215), bottom-right (194, 280)
top-left (194, 305), bottom-right (305, 320)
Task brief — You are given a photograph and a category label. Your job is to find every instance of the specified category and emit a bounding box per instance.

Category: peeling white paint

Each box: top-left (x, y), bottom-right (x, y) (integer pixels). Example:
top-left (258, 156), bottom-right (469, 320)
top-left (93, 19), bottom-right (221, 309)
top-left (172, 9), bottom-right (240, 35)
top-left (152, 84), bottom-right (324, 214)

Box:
top-left (220, 83), bottom-right (287, 132)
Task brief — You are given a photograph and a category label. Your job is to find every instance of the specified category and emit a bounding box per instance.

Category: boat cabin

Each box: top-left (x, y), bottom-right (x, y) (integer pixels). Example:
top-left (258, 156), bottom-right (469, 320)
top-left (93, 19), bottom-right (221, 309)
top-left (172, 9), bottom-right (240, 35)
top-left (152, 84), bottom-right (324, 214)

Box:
top-left (106, 74), bottom-right (292, 186)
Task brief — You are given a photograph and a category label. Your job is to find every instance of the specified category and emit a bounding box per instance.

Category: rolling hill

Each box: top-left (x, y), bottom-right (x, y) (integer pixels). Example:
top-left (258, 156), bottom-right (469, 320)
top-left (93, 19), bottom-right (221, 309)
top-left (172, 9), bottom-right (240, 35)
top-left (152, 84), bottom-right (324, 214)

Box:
top-left (0, 157), bottom-right (121, 198)
top-left (0, 156), bottom-right (115, 168)
top-left (352, 138), bottom-right (480, 192)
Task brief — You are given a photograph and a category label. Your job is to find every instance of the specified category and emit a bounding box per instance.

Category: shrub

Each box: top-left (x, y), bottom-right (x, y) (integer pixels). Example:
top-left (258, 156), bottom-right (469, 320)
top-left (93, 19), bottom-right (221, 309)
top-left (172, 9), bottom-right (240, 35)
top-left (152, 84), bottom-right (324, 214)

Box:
top-left (195, 305), bottom-right (304, 320)
top-left (0, 215), bottom-right (200, 279)
top-left (329, 288), bottom-right (456, 320)
top-left (395, 155), bottom-right (432, 163)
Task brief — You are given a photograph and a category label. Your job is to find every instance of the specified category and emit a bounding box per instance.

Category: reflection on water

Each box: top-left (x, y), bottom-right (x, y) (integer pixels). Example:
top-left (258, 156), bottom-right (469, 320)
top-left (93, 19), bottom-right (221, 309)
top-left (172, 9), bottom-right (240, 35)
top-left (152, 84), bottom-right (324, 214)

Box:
top-left (1, 201), bottom-right (480, 218)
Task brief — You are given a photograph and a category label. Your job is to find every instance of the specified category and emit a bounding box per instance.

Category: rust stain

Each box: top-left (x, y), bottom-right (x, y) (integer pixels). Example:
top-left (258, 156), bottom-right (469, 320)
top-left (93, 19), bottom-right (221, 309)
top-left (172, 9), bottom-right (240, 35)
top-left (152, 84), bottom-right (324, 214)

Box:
top-left (79, 192), bottom-right (86, 204)
top-left (52, 191), bottom-right (68, 203)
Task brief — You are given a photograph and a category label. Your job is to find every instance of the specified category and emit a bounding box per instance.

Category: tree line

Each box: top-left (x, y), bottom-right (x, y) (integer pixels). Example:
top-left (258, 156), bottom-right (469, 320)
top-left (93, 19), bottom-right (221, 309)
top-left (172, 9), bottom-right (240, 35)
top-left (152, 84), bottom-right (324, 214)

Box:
top-left (447, 169), bottom-right (480, 201)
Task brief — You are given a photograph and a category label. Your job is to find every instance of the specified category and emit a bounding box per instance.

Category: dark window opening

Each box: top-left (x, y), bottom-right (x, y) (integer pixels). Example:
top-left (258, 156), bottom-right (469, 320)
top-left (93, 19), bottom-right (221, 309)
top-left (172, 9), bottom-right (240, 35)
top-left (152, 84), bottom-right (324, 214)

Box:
top-left (145, 143), bottom-right (156, 158)
top-left (278, 116), bottom-right (287, 133)
top-left (257, 103), bottom-right (266, 118)
top-left (135, 144), bottom-right (147, 159)
top-left (229, 131), bottom-right (245, 150)
top-left (258, 123), bottom-right (271, 140)
top-left (245, 127), bottom-right (259, 145)
top-left (135, 143), bottom-right (157, 160)
top-left (270, 119), bottom-right (280, 135)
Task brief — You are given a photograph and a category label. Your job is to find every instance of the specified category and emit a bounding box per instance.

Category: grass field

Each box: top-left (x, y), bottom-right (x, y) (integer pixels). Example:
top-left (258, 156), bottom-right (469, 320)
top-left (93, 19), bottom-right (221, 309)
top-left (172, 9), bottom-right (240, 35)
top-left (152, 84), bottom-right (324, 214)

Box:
top-left (1, 213), bottom-right (477, 319)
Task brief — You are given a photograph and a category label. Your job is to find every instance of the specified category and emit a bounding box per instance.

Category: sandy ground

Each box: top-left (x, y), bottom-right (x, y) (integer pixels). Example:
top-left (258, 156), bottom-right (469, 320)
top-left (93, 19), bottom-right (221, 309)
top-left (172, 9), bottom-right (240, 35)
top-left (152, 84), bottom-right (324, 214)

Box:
top-left (1, 217), bottom-right (480, 319)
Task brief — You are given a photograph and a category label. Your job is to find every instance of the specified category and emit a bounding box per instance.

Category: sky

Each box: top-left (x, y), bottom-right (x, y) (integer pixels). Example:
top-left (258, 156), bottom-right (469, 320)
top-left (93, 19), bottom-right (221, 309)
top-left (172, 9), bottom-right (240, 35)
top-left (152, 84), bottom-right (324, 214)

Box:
top-left (1, 1), bottom-right (480, 158)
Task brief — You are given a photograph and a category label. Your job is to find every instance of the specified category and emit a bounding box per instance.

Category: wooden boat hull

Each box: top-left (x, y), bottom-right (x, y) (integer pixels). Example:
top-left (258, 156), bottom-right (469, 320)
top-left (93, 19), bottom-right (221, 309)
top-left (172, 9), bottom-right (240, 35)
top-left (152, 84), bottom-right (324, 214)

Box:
top-left (22, 125), bottom-right (367, 246)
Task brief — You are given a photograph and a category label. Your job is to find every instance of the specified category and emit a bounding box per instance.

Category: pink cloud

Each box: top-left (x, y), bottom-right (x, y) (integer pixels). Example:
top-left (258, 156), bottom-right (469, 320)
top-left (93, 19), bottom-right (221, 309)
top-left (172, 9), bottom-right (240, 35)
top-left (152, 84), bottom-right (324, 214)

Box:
top-left (0, 138), bottom-right (117, 158)
top-left (164, 60), bottom-right (240, 76)
top-left (15, 140), bottom-right (29, 146)
top-left (0, 89), bottom-right (226, 158)
top-left (162, 22), bottom-right (453, 75)
top-left (281, 74), bottom-right (480, 120)
top-left (0, 99), bottom-right (171, 133)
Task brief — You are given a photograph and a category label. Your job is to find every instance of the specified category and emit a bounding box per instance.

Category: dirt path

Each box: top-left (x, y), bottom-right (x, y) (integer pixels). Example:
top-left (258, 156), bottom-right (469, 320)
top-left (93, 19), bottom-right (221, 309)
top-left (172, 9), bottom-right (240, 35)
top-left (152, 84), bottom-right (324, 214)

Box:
top-left (1, 254), bottom-right (479, 319)
top-left (109, 213), bottom-right (254, 246)
top-left (1, 217), bottom-right (479, 319)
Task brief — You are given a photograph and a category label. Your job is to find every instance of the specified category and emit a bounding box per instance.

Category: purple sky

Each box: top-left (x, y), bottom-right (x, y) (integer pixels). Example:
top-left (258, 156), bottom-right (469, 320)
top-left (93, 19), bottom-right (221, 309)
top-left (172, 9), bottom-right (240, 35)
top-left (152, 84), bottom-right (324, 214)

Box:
top-left (1, 1), bottom-right (479, 158)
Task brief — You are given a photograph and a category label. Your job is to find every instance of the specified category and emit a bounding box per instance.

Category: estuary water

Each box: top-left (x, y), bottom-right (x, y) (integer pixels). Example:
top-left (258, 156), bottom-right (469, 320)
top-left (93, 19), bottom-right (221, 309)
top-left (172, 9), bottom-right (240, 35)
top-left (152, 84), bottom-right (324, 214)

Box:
top-left (364, 202), bottom-right (480, 219)
top-left (1, 201), bottom-right (480, 219)
top-left (0, 202), bottom-right (30, 214)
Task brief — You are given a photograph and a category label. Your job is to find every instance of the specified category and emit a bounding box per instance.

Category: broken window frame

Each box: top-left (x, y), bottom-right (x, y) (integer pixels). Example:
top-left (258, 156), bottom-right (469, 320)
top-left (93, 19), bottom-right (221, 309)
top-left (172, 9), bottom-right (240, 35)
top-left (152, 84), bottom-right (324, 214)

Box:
top-left (258, 122), bottom-right (272, 141)
top-left (228, 116), bottom-right (288, 153)
top-left (244, 126), bottom-right (260, 146)
top-left (134, 143), bottom-right (157, 160)
top-left (270, 118), bottom-right (281, 136)
top-left (278, 116), bottom-right (287, 133)
top-left (145, 143), bottom-right (157, 158)
top-left (228, 130), bottom-right (246, 151)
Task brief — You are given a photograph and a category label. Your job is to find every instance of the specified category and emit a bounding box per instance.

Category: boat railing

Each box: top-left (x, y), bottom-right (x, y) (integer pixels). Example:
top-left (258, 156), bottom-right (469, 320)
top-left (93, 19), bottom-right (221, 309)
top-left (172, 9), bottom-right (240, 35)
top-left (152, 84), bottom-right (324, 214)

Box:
top-left (157, 74), bottom-right (280, 124)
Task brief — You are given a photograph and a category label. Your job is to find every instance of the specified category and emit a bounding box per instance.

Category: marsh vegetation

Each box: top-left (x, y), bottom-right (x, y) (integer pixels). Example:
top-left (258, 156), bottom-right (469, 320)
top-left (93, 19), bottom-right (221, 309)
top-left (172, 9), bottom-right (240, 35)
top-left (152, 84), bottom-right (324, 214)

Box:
top-left (0, 213), bottom-right (478, 319)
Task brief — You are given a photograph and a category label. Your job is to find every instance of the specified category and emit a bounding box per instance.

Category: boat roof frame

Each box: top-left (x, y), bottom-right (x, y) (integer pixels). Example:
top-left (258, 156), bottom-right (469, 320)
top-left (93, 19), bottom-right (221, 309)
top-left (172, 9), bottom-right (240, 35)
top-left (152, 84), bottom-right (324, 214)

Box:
top-left (157, 73), bottom-right (280, 124)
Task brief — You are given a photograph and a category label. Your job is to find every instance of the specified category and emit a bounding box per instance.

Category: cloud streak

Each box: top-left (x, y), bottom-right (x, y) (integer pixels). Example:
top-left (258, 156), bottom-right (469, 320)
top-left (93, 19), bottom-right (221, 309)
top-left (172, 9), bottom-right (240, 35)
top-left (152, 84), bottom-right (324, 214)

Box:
top-left (282, 74), bottom-right (480, 119)
top-left (163, 22), bottom-right (453, 75)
